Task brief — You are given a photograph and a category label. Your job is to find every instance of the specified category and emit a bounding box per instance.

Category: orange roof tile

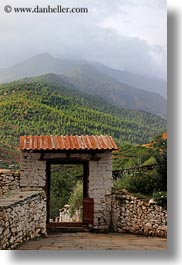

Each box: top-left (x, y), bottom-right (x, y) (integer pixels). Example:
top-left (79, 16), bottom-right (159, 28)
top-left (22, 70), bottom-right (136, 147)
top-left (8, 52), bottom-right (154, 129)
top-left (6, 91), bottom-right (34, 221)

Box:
top-left (20, 135), bottom-right (118, 151)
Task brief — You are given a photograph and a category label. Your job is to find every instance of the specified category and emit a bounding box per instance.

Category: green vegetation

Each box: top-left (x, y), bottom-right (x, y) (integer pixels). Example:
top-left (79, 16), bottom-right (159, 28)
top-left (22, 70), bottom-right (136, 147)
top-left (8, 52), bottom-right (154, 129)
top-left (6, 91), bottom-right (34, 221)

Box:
top-left (0, 75), bottom-right (166, 167)
top-left (0, 75), bottom-right (167, 210)
top-left (153, 135), bottom-right (167, 191)
top-left (0, 54), bottom-right (167, 118)
top-left (0, 141), bottom-right (19, 169)
top-left (114, 135), bottom-right (167, 207)
top-left (50, 164), bottom-right (83, 220)
top-left (114, 170), bottom-right (160, 194)
top-left (152, 191), bottom-right (167, 208)
top-left (112, 143), bottom-right (156, 170)
top-left (69, 181), bottom-right (83, 218)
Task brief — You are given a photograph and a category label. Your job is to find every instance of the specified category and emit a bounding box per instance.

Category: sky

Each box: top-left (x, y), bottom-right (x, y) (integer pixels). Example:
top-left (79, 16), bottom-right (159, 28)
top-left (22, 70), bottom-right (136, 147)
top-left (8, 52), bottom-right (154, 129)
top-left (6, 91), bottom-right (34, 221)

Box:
top-left (0, 0), bottom-right (167, 81)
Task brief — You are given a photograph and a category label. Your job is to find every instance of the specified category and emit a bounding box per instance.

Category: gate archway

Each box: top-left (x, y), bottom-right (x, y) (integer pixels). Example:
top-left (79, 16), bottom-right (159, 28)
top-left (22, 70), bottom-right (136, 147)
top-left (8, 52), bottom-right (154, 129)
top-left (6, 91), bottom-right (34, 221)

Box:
top-left (46, 160), bottom-right (92, 229)
top-left (19, 135), bottom-right (118, 231)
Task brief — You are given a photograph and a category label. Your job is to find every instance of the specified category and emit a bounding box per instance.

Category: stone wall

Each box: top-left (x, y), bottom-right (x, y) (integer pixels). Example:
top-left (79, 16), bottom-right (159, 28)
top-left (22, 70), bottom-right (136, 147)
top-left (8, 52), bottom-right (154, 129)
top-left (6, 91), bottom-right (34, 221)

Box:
top-left (20, 151), bottom-right (113, 231)
top-left (0, 170), bottom-right (20, 197)
top-left (0, 191), bottom-right (46, 250)
top-left (111, 191), bottom-right (167, 237)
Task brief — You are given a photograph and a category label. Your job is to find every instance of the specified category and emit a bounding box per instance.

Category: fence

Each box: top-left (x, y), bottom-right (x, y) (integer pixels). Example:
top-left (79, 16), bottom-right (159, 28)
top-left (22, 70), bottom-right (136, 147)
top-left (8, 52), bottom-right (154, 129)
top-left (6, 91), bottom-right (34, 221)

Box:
top-left (112, 164), bottom-right (159, 180)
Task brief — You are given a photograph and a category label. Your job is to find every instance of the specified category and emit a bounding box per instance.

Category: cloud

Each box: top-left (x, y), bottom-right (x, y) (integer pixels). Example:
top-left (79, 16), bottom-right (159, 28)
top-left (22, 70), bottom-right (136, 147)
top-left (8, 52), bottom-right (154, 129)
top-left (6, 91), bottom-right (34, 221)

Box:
top-left (0, 0), bottom-right (166, 80)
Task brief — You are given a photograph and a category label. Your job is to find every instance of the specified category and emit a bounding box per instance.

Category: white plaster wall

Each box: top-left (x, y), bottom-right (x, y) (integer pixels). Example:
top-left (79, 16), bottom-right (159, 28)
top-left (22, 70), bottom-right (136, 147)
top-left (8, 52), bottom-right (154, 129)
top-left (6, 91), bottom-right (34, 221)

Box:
top-left (20, 152), bottom-right (46, 189)
top-left (89, 152), bottom-right (113, 230)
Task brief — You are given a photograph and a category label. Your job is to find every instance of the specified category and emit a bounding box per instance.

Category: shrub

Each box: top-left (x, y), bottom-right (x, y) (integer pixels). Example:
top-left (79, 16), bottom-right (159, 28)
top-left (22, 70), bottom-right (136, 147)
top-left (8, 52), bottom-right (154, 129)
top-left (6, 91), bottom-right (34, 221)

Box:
top-left (113, 175), bottom-right (130, 190)
top-left (69, 181), bottom-right (83, 217)
top-left (114, 170), bottom-right (161, 195)
top-left (153, 191), bottom-right (167, 209)
top-left (142, 156), bottom-right (156, 166)
top-left (127, 170), bottom-right (161, 194)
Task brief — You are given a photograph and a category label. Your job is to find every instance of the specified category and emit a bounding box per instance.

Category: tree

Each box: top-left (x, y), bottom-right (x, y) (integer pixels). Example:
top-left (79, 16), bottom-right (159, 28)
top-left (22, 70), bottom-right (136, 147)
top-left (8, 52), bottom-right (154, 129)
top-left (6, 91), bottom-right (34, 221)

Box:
top-left (69, 181), bottom-right (83, 218)
top-left (154, 137), bottom-right (167, 191)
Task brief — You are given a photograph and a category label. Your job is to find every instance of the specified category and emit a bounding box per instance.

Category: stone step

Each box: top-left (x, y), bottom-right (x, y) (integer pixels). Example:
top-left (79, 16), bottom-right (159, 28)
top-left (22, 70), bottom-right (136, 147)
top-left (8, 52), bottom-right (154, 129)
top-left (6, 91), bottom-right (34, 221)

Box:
top-left (48, 225), bottom-right (89, 233)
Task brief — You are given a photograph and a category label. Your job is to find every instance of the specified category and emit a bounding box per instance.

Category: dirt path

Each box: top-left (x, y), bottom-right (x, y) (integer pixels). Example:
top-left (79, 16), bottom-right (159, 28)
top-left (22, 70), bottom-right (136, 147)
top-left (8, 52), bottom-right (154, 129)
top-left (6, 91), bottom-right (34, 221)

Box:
top-left (17, 232), bottom-right (167, 250)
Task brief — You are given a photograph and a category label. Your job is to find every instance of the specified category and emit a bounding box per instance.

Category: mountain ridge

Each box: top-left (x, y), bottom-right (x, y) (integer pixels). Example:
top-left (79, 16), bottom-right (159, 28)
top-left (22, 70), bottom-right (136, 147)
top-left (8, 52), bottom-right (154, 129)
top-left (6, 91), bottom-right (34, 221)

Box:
top-left (90, 61), bottom-right (167, 98)
top-left (0, 74), bottom-right (166, 167)
top-left (0, 54), bottom-right (167, 118)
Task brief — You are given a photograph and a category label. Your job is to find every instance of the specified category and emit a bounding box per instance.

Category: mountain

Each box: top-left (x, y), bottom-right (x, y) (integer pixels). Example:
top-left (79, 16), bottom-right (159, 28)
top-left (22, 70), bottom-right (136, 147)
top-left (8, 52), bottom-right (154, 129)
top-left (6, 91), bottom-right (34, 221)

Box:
top-left (0, 74), bottom-right (166, 167)
top-left (0, 53), bottom-right (167, 118)
top-left (0, 53), bottom-right (85, 83)
top-left (91, 61), bottom-right (167, 99)
top-left (63, 63), bottom-right (166, 119)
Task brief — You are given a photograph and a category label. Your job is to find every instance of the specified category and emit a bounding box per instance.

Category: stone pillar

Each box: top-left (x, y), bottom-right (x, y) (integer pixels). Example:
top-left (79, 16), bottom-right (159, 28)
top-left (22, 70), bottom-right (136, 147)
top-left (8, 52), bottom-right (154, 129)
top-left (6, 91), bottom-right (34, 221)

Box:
top-left (89, 152), bottom-right (113, 231)
top-left (20, 152), bottom-right (46, 189)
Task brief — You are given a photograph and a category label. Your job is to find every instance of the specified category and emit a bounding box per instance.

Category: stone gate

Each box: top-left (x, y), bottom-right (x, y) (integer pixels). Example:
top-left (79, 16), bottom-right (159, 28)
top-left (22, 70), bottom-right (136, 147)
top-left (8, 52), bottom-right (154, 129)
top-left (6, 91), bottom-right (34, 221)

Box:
top-left (20, 135), bottom-right (118, 231)
top-left (0, 135), bottom-right (167, 250)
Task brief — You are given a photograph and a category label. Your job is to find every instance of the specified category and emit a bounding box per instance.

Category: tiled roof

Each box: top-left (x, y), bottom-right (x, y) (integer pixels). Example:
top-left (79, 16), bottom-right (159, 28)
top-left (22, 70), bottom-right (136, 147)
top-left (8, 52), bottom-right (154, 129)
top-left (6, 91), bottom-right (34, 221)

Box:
top-left (20, 135), bottom-right (118, 151)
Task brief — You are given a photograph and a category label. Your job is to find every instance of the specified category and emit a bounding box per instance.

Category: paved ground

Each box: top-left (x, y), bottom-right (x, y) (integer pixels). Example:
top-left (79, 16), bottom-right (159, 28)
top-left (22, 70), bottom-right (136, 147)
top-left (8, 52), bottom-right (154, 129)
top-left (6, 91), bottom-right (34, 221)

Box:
top-left (17, 232), bottom-right (167, 250)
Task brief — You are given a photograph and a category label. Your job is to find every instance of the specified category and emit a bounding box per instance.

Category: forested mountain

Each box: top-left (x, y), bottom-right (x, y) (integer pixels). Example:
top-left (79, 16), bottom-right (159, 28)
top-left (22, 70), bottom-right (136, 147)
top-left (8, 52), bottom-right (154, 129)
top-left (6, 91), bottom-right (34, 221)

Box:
top-left (0, 54), bottom-right (166, 118)
top-left (64, 63), bottom-right (166, 119)
top-left (0, 74), bottom-right (166, 167)
top-left (91, 61), bottom-right (167, 98)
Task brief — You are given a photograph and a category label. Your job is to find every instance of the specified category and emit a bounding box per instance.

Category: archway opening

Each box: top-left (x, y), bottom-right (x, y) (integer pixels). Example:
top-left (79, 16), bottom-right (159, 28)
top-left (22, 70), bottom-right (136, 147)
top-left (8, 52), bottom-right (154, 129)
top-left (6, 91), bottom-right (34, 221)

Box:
top-left (50, 163), bottom-right (84, 223)
top-left (46, 161), bottom-right (90, 228)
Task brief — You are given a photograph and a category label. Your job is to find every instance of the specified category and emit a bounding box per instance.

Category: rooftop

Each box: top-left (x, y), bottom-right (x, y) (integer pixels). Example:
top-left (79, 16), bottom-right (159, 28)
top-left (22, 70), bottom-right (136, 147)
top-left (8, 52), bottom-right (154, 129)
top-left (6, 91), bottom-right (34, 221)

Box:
top-left (20, 135), bottom-right (118, 151)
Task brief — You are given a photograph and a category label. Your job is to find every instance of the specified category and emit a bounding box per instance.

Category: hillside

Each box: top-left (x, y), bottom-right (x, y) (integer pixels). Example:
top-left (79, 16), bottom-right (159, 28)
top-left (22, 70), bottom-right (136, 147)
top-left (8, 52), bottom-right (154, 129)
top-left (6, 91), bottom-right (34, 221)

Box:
top-left (0, 54), bottom-right (167, 118)
top-left (0, 74), bottom-right (167, 167)
top-left (91, 61), bottom-right (167, 98)
top-left (64, 63), bottom-right (166, 118)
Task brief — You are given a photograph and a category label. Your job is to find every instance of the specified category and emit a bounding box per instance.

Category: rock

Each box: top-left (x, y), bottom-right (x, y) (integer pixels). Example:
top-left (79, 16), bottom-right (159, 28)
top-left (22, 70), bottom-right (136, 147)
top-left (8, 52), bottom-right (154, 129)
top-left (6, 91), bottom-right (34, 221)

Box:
top-left (144, 228), bottom-right (149, 235)
top-left (145, 223), bottom-right (153, 230)
top-left (149, 198), bottom-right (157, 204)
top-left (158, 226), bottom-right (167, 231)
top-left (111, 191), bottom-right (167, 238)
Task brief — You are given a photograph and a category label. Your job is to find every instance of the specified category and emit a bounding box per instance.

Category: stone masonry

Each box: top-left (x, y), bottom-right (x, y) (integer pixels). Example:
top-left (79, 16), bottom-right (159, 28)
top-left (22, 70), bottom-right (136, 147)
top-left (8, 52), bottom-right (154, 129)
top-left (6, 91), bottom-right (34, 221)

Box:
top-left (20, 151), bottom-right (113, 231)
top-left (20, 152), bottom-right (46, 189)
top-left (0, 191), bottom-right (46, 250)
top-left (0, 170), bottom-right (168, 250)
top-left (110, 190), bottom-right (167, 237)
top-left (0, 169), bottom-right (20, 197)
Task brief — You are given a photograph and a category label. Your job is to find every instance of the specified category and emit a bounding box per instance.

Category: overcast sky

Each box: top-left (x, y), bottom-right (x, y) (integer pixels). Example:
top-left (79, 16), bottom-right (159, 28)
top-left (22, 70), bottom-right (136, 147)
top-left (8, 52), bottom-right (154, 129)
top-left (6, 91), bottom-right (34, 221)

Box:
top-left (0, 0), bottom-right (167, 80)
